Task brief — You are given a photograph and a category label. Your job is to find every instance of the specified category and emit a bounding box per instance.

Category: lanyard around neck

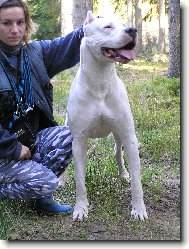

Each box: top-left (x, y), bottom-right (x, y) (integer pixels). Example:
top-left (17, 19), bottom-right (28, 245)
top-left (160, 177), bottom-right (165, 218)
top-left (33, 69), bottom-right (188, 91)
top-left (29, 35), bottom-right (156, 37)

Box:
top-left (0, 49), bottom-right (34, 116)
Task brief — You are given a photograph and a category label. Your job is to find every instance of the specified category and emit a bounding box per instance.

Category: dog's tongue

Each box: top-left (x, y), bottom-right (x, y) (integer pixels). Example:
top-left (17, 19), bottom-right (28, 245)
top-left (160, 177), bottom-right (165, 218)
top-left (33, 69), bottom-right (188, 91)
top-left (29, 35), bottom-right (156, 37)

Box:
top-left (117, 49), bottom-right (136, 60)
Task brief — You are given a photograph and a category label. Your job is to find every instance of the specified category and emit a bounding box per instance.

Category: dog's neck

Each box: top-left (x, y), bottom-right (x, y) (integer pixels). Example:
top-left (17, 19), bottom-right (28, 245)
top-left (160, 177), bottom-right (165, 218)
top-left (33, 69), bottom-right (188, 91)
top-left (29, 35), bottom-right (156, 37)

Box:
top-left (78, 38), bottom-right (119, 97)
top-left (80, 38), bottom-right (117, 79)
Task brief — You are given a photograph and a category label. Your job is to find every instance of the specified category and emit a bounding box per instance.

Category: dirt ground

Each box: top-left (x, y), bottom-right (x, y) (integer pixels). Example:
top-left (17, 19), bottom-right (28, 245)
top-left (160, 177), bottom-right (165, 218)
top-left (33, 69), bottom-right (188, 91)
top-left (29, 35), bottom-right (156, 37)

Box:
top-left (8, 174), bottom-right (180, 241)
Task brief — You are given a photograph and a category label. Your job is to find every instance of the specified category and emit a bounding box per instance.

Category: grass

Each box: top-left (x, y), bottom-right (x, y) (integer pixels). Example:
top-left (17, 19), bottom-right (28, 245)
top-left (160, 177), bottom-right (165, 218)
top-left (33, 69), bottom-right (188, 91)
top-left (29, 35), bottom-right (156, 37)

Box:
top-left (0, 199), bottom-right (32, 239)
top-left (128, 76), bottom-right (180, 162)
top-left (0, 57), bottom-right (180, 240)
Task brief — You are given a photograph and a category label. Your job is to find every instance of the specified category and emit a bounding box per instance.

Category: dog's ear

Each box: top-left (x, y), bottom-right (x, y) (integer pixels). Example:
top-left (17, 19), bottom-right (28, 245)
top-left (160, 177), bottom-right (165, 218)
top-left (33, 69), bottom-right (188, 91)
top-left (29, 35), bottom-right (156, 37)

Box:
top-left (84, 11), bottom-right (95, 26)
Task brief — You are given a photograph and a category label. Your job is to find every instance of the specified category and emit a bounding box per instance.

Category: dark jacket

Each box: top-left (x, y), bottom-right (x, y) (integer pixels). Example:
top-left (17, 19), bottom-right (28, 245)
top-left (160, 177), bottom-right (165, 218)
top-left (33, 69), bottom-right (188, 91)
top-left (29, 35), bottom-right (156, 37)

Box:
top-left (0, 27), bottom-right (84, 160)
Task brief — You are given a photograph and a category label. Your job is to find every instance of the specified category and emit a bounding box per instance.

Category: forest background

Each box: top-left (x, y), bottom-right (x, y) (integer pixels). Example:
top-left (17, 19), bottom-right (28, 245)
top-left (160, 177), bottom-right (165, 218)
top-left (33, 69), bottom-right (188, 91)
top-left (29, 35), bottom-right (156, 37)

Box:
top-left (24, 0), bottom-right (180, 77)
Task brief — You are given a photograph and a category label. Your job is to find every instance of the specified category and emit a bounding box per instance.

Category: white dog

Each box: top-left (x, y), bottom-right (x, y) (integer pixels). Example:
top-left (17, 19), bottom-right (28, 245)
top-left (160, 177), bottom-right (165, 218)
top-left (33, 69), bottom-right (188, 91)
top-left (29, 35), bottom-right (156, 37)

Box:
top-left (67, 11), bottom-right (148, 221)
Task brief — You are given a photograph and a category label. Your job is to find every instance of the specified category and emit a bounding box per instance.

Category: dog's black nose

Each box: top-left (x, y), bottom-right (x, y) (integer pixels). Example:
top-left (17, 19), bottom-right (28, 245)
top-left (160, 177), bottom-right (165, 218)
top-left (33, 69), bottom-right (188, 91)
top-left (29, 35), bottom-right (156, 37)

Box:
top-left (125, 27), bottom-right (137, 38)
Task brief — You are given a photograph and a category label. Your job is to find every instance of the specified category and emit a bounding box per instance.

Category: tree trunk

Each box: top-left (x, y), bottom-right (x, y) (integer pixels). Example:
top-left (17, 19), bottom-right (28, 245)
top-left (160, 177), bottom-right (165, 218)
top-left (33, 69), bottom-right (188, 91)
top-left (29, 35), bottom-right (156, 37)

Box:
top-left (168, 0), bottom-right (180, 77)
top-left (135, 0), bottom-right (143, 54)
top-left (72, 0), bottom-right (93, 29)
top-left (127, 0), bottom-right (133, 26)
top-left (61, 0), bottom-right (73, 35)
top-left (158, 0), bottom-right (166, 53)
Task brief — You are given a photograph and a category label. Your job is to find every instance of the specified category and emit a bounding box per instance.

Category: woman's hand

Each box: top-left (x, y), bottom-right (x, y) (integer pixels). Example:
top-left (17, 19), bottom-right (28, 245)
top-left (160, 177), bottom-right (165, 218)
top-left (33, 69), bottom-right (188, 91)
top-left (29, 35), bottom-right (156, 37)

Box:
top-left (18, 145), bottom-right (31, 160)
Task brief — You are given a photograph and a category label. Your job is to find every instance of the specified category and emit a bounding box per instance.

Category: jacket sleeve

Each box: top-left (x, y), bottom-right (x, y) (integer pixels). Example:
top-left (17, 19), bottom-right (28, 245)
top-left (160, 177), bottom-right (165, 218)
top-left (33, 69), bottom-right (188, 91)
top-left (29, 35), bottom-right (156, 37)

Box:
top-left (0, 127), bottom-right (22, 160)
top-left (39, 27), bottom-right (84, 78)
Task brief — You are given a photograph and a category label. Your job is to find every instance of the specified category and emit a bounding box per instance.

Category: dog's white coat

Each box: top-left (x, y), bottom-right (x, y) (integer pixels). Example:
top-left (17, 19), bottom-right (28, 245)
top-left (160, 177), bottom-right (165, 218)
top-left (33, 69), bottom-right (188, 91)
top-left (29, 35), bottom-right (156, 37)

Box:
top-left (67, 11), bottom-right (148, 221)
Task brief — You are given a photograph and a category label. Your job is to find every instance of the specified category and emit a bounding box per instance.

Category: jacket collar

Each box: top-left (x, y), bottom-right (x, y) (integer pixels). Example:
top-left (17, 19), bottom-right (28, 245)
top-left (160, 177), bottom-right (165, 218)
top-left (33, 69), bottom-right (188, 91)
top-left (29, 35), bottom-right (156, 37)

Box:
top-left (0, 41), bottom-right (22, 56)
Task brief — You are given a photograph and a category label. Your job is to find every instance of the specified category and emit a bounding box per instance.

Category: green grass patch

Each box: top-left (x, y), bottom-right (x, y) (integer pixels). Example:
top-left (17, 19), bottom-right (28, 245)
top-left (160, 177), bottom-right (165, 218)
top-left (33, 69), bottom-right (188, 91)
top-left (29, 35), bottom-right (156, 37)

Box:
top-left (0, 200), bottom-right (33, 239)
top-left (127, 76), bottom-right (180, 162)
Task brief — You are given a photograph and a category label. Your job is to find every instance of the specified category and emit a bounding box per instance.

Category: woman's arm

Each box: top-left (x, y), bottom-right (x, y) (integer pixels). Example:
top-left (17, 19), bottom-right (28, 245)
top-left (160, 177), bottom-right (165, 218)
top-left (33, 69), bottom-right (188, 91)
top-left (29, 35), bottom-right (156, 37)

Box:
top-left (39, 27), bottom-right (84, 78)
top-left (0, 127), bottom-right (22, 160)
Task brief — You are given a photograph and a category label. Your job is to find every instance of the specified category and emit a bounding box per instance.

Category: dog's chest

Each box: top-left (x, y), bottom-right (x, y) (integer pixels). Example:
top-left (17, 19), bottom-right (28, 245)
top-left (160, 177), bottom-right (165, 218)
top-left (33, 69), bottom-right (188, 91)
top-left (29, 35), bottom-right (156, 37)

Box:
top-left (87, 103), bottom-right (116, 138)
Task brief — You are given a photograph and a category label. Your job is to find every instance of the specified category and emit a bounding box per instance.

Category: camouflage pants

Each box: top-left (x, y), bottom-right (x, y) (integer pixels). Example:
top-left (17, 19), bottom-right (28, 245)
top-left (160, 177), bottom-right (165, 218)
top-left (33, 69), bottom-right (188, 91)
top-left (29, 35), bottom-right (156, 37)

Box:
top-left (0, 126), bottom-right (73, 199)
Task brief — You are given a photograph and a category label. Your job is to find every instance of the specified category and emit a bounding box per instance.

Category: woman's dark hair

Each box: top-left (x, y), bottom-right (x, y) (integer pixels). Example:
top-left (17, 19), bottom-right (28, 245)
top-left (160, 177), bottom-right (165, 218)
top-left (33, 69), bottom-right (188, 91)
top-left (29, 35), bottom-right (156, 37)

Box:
top-left (0, 0), bottom-right (37, 43)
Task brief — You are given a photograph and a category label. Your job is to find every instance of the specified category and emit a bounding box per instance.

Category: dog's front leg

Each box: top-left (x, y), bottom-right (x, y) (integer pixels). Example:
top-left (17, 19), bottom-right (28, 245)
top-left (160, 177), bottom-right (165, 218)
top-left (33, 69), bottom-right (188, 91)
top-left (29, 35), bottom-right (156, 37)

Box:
top-left (72, 137), bottom-right (89, 221)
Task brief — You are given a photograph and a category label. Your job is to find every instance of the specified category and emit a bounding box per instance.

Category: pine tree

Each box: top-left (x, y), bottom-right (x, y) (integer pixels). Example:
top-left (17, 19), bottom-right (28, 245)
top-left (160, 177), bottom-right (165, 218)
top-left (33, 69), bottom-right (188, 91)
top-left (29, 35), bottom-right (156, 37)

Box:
top-left (168, 0), bottom-right (180, 77)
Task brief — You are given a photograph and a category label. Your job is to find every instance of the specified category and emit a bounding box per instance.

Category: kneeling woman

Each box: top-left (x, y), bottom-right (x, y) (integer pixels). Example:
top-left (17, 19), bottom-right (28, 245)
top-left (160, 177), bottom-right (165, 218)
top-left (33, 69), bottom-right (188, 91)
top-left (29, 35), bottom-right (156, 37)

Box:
top-left (0, 0), bottom-right (83, 215)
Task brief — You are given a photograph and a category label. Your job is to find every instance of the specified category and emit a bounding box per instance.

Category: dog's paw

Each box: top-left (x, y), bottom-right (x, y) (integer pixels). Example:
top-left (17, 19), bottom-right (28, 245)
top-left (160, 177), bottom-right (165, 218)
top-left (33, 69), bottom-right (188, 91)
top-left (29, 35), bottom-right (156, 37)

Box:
top-left (73, 204), bottom-right (88, 221)
top-left (131, 202), bottom-right (148, 221)
top-left (120, 170), bottom-right (130, 182)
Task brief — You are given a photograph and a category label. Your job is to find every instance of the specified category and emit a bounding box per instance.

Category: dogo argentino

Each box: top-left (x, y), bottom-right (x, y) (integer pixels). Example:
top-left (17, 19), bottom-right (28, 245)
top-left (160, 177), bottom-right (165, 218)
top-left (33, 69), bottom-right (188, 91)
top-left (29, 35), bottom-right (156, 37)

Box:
top-left (67, 11), bottom-right (148, 221)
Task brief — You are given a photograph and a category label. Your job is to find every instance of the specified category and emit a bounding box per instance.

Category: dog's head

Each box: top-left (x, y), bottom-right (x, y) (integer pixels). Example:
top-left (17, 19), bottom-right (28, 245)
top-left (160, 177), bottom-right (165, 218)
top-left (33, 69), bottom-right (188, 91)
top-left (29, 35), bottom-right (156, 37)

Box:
top-left (83, 11), bottom-right (137, 64)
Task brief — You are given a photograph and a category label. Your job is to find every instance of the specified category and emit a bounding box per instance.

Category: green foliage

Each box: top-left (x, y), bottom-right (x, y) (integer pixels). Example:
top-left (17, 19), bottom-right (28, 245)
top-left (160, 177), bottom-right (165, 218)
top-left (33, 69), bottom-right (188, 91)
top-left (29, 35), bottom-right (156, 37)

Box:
top-left (53, 70), bottom-right (75, 109)
top-left (111, 0), bottom-right (128, 21)
top-left (111, 0), bottom-right (168, 22)
top-left (28, 0), bottom-right (61, 40)
top-left (127, 75), bottom-right (180, 162)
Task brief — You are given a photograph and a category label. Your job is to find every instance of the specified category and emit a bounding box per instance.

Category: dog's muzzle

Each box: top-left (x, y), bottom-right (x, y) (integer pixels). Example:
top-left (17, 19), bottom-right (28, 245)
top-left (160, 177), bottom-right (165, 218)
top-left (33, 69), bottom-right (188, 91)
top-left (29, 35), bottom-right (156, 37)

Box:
top-left (125, 27), bottom-right (137, 39)
top-left (101, 27), bottom-right (137, 64)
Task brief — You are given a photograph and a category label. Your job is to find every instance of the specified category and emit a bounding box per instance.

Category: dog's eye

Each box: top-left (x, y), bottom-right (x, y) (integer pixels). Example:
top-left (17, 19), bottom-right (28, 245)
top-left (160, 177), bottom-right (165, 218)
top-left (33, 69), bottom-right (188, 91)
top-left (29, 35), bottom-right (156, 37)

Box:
top-left (104, 25), bottom-right (112, 29)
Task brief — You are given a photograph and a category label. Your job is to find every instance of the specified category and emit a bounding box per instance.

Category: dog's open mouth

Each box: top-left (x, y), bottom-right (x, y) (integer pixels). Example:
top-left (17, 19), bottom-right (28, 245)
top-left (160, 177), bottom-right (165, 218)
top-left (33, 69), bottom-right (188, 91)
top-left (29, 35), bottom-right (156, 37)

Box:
top-left (101, 40), bottom-right (136, 64)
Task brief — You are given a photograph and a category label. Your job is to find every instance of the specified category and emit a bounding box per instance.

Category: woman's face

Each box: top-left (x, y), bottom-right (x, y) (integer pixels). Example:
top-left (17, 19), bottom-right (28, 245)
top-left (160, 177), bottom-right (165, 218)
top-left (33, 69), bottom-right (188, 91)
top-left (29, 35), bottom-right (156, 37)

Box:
top-left (0, 7), bottom-right (26, 46)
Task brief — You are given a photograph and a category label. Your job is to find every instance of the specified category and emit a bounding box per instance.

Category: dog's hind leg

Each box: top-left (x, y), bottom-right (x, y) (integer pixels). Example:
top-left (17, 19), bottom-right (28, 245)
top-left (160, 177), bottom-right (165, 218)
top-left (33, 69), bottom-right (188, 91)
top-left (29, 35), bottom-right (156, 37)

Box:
top-left (113, 133), bottom-right (130, 181)
top-left (58, 168), bottom-right (68, 187)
